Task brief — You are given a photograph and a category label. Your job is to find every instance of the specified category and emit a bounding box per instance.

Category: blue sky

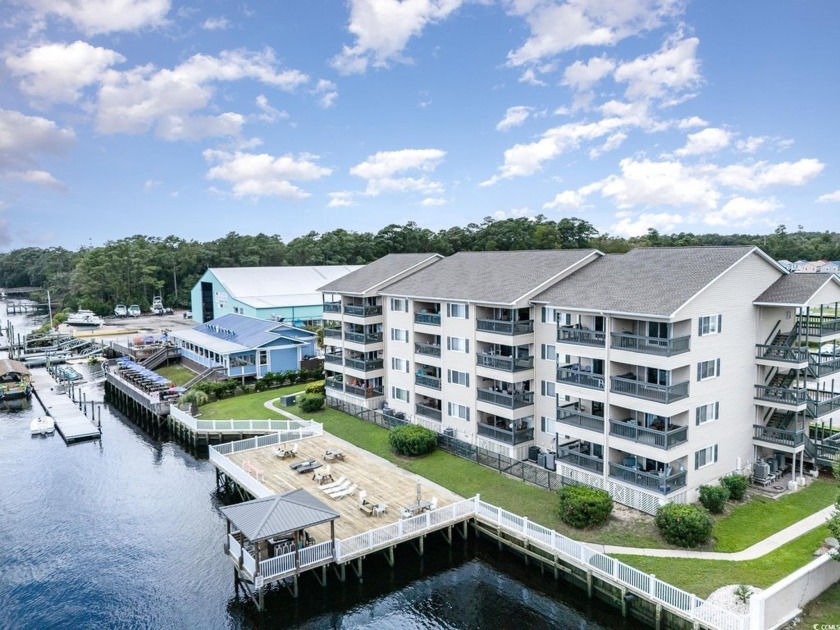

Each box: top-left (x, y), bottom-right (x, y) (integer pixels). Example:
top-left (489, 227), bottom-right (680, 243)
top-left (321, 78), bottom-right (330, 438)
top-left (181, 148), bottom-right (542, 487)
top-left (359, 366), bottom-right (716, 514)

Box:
top-left (1, 0), bottom-right (838, 251)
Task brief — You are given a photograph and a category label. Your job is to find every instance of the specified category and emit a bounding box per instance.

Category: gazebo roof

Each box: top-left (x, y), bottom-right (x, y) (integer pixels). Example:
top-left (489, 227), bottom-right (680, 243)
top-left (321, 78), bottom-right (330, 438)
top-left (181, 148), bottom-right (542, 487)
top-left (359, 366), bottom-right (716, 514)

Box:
top-left (219, 489), bottom-right (340, 542)
top-left (0, 358), bottom-right (30, 378)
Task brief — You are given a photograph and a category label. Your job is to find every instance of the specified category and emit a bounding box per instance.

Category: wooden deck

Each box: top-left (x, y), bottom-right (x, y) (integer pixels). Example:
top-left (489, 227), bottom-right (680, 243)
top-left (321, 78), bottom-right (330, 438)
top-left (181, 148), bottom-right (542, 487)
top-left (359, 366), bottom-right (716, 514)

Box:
top-left (227, 435), bottom-right (463, 543)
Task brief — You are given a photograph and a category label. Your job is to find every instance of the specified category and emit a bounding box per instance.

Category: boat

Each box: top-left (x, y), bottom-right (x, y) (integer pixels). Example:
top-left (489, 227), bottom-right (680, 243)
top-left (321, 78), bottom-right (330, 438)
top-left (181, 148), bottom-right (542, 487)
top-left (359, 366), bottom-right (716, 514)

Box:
top-left (0, 358), bottom-right (33, 400)
top-left (127, 304), bottom-right (142, 318)
top-left (30, 415), bottom-right (55, 435)
top-left (151, 295), bottom-right (172, 316)
top-left (66, 309), bottom-right (105, 327)
top-left (56, 365), bottom-right (83, 381)
top-left (114, 304), bottom-right (128, 317)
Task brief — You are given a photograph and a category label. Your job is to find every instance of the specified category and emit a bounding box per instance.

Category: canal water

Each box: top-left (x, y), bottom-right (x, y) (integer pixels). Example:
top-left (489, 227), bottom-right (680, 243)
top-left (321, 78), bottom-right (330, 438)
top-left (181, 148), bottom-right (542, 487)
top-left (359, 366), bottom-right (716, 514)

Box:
top-left (0, 309), bottom-right (640, 630)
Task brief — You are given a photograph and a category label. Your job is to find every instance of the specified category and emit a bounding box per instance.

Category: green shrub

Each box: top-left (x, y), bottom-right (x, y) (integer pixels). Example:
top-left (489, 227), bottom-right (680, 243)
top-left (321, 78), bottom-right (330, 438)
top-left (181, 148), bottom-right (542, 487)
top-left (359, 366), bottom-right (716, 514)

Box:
top-left (720, 473), bottom-right (749, 501)
top-left (388, 424), bottom-right (437, 457)
top-left (699, 484), bottom-right (730, 514)
top-left (655, 503), bottom-right (713, 548)
top-left (557, 485), bottom-right (613, 528)
top-left (305, 382), bottom-right (326, 395)
top-left (298, 393), bottom-right (324, 413)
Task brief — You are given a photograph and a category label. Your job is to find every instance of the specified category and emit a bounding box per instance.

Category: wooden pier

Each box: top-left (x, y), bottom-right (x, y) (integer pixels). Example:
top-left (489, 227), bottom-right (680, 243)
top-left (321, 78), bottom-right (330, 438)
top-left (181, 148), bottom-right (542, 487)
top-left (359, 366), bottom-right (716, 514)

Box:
top-left (30, 369), bottom-right (101, 443)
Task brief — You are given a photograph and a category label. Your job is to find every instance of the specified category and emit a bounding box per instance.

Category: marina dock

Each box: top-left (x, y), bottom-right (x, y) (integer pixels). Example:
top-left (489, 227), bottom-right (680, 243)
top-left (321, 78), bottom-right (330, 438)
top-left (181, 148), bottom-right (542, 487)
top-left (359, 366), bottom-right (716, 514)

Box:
top-left (30, 369), bottom-right (101, 443)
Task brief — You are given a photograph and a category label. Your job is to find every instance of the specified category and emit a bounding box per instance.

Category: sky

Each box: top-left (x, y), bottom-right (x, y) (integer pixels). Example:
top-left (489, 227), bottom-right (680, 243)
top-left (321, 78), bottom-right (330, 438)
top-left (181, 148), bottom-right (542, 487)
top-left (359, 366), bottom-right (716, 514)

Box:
top-left (1, 0), bottom-right (838, 252)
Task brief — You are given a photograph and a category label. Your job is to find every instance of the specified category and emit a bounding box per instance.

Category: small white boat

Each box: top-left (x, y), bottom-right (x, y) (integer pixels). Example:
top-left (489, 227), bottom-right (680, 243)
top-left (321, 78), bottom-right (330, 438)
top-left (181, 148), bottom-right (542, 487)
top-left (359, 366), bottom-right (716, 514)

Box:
top-left (66, 309), bottom-right (105, 327)
top-left (30, 416), bottom-right (55, 435)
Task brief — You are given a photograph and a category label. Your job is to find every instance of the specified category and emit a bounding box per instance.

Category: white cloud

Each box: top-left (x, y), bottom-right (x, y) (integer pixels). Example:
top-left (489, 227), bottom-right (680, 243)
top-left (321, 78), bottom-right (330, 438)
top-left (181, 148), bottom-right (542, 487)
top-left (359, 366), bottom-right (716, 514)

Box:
top-left (421, 197), bottom-right (447, 206)
top-left (610, 211), bottom-right (684, 237)
top-left (676, 116), bottom-right (707, 129)
top-left (0, 109), bottom-right (75, 188)
top-left (589, 131), bottom-right (627, 158)
top-left (496, 106), bottom-right (533, 131)
top-left (202, 16), bottom-right (229, 30)
top-left (817, 190), bottom-right (840, 204)
top-left (254, 95), bottom-right (288, 123)
top-left (331, 0), bottom-right (465, 74)
top-left (715, 158), bottom-right (824, 192)
top-left (6, 41), bottom-right (125, 105)
top-left (313, 79), bottom-right (338, 109)
top-left (614, 35), bottom-right (701, 102)
top-left (736, 135), bottom-right (766, 153)
top-left (203, 149), bottom-right (332, 199)
top-left (327, 191), bottom-right (356, 207)
top-left (155, 112), bottom-right (245, 141)
top-left (143, 179), bottom-right (160, 191)
top-left (600, 158), bottom-right (720, 210)
top-left (674, 127), bottom-right (731, 157)
top-left (543, 189), bottom-right (586, 210)
top-left (562, 55), bottom-right (615, 91)
top-left (518, 68), bottom-right (547, 86)
top-left (26, 0), bottom-right (171, 35)
top-left (3, 169), bottom-right (66, 190)
top-left (702, 196), bottom-right (779, 226)
top-left (350, 149), bottom-right (446, 196)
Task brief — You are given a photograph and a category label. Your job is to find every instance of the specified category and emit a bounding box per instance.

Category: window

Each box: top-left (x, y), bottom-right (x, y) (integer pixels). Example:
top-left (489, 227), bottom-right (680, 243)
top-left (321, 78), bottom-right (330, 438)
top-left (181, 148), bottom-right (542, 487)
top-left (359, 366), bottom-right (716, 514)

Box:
top-left (446, 336), bottom-right (469, 353)
top-left (447, 303), bottom-right (469, 319)
top-left (391, 328), bottom-right (409, 342)
top-left (391, 357), bottom-right (410, 372)
top-left (694, 444), bottom-right (719, 469)
top-left (390, 298), bottom-right (407, 312)
top-left (447, 402), bottom-right (470, 421)
top-left (447, 370), bottom-right (470, 386)
top-left (696, 402), bottom-right (720, 425)
top-left (698, 315), bottom-right (722, 336)
top-left (540, 416), bottom-right (556, 434)
top-left (540, 344), bottom-right (556, 361)
top-left (391, 387), bottom-right (409, 402)
top-left (540, 381), bottom-right (555, 397)
top-left (697, 359), bottom-right (721, 380)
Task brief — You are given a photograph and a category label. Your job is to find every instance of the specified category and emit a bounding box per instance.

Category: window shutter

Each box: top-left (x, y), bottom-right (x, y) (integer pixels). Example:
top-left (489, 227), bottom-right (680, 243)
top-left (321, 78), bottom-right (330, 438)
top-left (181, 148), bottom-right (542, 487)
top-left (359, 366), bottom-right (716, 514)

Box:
top-left (466, 407), bottom-right (470, 421)
top-left (714, 402), bottom-right (719, 419)
top-left (694, 451), bottom-right (700, 469)
top-left (541, 344), bottom-right (546, 360)
top-left (541, 307), bottom-right (546, 323)
top-left (698, 319), bottom-right (702, 336)
top-left (717, 315), bottom-right (722, 333)
top-left (465, 339), bottom-right (469, 354)
top-left (695, 407), bottom-right (701, 426)
top-left (465, 305), bottom-right (469, 319)
top-left (466, 374), bottom-right (470, 387)
top-left (541, 381), bottom-right (546, 396)
top-left (716, 358), bottom-right (721, 376)
top-left (713, 444), bottom-right (719, 462)
top-left (447, 369), bottom-right (452, 383)
top-left (446, 337), bottom-right (452, 350)
top-left (697, 363), bottom-right (701, 380)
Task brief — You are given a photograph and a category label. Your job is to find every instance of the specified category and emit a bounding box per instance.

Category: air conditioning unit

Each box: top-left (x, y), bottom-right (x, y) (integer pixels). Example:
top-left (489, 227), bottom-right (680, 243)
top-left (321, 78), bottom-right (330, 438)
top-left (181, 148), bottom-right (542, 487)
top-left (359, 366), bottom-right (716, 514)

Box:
top-left (443, 427), bottom-right (455, 437)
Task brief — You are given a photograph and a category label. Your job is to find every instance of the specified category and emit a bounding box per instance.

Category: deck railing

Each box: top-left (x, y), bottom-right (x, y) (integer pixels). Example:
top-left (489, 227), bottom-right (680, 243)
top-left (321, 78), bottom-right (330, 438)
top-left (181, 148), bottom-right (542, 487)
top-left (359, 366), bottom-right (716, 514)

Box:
top-left (415, 374), bottom-right (441, 389)
top-left (323, 302), bottom-right (342, 313)
top-left (753, 425), bottom-right (806, 448)
top-left (345, 357), bottom-right (383, 371)
top-left (754, 384), bottom-right (807, 406)
top-left (325, 377), bottom-right (343, 390)
top-left (754, 344), bottom-right (808, 363)
top-left (610, 377), bottom-right (689, 404)
top-left (476, 353), bottom-right (534, 372)
top-left (555, 446), bottom-right (604, 473)
top-left (414, 313), bottom-right (441, 326)
top-left (323, 328), bottom-right (342, 339)
top-left (415, 403), bottom-right (442, 421)
top-left (556, 408), bottom-right (605, 433)
top-left (611, 333), bottom-right (690, 357)
top-left (345, 384), bottom-right (384, 398)
top-left (476, 388), bottom-right (534, 409)
top-left (344, 331), bottom-right (383, 345)
top-left (609, 420), bottom-right (689, 450)
top-left (608, 462), bottom-right (687, 495)
top-left (556, 366), bottom-right (605, 390)
top-left (343, 304), bottom-right (382, 317)
top-left (557, 326), bottom-right (606, 347)
top-left (324, 353), bottom-right (343, 365)
top-left (476, 423), bottom-right (534, 445)
top-left (476, 319), bottom-right (533, 335)
top-left (414, 342), bottom-right (442, 357)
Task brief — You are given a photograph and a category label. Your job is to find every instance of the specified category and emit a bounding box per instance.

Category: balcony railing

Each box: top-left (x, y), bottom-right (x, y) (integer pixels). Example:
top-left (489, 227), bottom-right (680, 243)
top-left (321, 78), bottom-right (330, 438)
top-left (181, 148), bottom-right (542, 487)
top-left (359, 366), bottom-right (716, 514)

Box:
top-left (753, 424), bottom-right (806, 448)
top-left (344, 357), bottom-right (384, 372)
top-left (555, 446), bottom-right (604, 474)
top-left (324, 353), bottom-right (343, 365)
top-left (809, 355), bottom-right (840, 377)
top-left (609, 419), bottom-right (689, 450)
top-left (415, 403), bottom-right (442, 421)
top-left (476, 388), bottom-right (534, 409)
top-left (324, 328), bottom-right (342, 339)
top-left (556, 366), bottom-right (605, 390)
top-left (414, 312), bottom-right (441, 326)
top-left (476, 353), bottom-right (534, 372)
top-left (415, 374), bottom-right (441, 390)
top-left (807, 390), bottom-right (840, 417)
top-left (556, 408), bottom-right (605, 433)
top-left (344, 384), bottom-right (384, 398)
top-left (477, 423), bottom-right (534, 445)
top-left (344, 331), bottom-right (383, 345)
top-left (323, 302), bottom-right (342, 313)
top-left (755, 344), bottom-right (808, 363)
top-left (610, 376), bottom-right (689, 404)
top-left (343, 304), bottom-right (383, 317)
top-left (325, 377), bottom-right (343, 390)
top-left (611, 333), bottom-right (690, 357)
top-left (414, 342), bottom-right (442, 358)
top-left (476, 319), bottom-right (534, 335)
top-left (800, 316), bottom-right (840, 338)
top-left (608, 462), bottom-right (686, 495)
top-left (557, 326), bottom-right (606, 347)
top-left (754, 384), bottom-right (807, 406)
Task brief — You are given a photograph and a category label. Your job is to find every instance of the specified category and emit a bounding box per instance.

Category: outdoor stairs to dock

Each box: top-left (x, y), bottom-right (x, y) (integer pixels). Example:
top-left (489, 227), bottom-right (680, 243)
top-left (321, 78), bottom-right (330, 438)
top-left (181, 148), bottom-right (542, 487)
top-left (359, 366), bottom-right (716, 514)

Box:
top-left (141, 347), bottom-right (172, 370)
top-left (183, 366), bottom-right (225, 389)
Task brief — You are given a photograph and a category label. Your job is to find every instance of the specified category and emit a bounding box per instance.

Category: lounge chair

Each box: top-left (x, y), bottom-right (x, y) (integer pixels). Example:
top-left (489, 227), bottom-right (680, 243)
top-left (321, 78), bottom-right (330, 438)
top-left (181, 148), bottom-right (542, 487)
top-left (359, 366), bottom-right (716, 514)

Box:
top-left (323, 480), bottom-right (352, 496)
top-left (319, 475), bottom-right (346, 492)
top-left (330, 484), bottom-right (358, 500)
top-left (428, 497), bottom-right (438, 510)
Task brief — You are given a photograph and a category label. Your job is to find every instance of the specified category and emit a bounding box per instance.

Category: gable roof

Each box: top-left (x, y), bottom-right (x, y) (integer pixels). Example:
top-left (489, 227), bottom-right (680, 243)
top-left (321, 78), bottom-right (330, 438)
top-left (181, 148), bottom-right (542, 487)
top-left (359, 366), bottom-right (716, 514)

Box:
top-left (208, 265), bottom-right (362, 308)
top-left (0, 359), bottom-right (30, 377)
top-left (318, 253), bottom-right (442, 295)
top-left (380, 249), bottom-right (602, 305)
top-left (170, 313), bottom-right (314, 354)
top-left (534, 246), bottom-right (764, 317)
top-left (754, 272), bottom-right (840, 306)
top-left (219, 489), bottom-right (340, 541)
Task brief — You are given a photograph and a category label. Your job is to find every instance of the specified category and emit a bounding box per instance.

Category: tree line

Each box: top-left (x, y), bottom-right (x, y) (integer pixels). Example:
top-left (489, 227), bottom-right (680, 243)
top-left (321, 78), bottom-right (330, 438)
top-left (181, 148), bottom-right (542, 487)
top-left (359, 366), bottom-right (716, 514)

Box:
top-left (1, 218), bottom-right (837, 315)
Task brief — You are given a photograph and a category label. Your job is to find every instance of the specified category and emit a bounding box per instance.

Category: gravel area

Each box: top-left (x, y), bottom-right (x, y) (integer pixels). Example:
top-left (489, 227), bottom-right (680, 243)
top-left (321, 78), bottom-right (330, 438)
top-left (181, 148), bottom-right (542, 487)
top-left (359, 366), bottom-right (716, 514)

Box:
top-left (705, 584), bottom-right (762, 615)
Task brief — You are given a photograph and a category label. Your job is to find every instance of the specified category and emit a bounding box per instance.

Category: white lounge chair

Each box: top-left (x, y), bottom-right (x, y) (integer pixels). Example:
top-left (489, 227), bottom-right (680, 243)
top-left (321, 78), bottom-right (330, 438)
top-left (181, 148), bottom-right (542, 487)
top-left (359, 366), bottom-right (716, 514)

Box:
top-left (429, 497), bottom-right (438, 510)
top-left (331, 483), bottom-right (358, 500)
top-left (319, 476), bottom-right (346, 492)
top-left (323, 480), bottom-right (352, 496)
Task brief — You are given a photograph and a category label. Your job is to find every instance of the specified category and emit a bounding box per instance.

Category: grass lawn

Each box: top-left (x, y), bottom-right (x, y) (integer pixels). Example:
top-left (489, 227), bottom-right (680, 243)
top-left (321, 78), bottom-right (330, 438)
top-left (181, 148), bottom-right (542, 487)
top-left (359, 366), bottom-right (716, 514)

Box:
top-left (197, 385), bottom-right (308, 419)
top-left (799, 580), bottom-right (840, 626)
top-left (155, 364), bottom-right (198, 386)
top-left (614, 527), bottom-right (831, 598)
top-left (712, 481), bottom-right (837, 552)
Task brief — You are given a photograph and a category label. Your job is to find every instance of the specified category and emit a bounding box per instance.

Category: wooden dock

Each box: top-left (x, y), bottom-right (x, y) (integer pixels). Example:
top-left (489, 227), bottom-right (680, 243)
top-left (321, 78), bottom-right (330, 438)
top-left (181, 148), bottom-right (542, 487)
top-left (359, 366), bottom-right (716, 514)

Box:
top-left (30, 369), bottom-right (101, 443)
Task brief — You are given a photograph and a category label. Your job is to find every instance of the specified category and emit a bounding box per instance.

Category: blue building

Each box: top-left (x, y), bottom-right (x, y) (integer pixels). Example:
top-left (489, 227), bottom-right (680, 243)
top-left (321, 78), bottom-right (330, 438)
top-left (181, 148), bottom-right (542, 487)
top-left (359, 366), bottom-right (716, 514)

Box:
top-left (170, 313), bottom-right (317, 379)
top-left (189, 265), bottom-right (362, 324)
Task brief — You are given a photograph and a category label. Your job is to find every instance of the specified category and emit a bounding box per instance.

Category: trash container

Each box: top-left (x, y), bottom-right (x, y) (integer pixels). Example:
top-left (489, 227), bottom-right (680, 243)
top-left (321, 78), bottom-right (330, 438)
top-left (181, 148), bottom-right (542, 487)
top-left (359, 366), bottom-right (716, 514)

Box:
top-left (528, 445), bottom-right (540, 462)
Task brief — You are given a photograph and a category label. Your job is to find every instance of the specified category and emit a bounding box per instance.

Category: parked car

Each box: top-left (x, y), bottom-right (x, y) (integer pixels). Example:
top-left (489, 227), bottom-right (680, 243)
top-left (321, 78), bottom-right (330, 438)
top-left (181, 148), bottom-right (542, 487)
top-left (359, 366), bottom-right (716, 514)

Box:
top-left (114, 304), bottom-right (128, 317)
top-left (127, 304), bottom-right (142, 318)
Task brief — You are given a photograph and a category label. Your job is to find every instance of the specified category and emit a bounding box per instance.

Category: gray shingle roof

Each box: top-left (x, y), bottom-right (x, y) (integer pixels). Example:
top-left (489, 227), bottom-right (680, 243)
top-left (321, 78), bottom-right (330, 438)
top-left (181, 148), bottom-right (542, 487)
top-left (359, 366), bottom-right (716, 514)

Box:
top-left (534, 246), bottom-right (762, 317)
top-left (318, 253), bottom-right (442, 295)
top-left (380, 249), bottom-right (601, 304)
top-left (754, 273), bottom-right (839, 306)
top-left (0, 359), bottom-right (30, 377)
top-left (219, 489), bottom-right (340, 541)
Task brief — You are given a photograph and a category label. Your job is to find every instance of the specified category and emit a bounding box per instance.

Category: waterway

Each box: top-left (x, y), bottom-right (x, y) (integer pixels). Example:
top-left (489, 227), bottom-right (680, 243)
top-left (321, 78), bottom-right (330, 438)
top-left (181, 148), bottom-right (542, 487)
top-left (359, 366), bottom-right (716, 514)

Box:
top-left (0, 309), bottom-right (641, 629)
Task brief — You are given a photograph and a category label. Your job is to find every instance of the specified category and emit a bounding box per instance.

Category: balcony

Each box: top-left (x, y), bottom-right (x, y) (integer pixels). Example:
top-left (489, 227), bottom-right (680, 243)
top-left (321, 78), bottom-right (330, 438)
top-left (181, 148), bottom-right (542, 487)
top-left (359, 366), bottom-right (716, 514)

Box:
top-left (323, 302), bottom-right (342, 313)
top-left (476, 388), bottom-right (534, 409)
top-left (809, 355), bottom-right (840, 377)
top-left (415, 374), bottom-right (441, 390)
top-left (557, 326), bottom-right (606, 347)
top-left (325, 377), bottom-right (343, 391)
top-left (807, 390), bottom-right (840, 417)
top-left (610, 376), bottom-right (689, 404)
top-left (555, 445), bottom-right (604, 474)
top-left (556, 408), bottom-right (605, 433)
top-left (414, 342), bottom-right (442, 358)
top-left (344, 357), bottom-right (383, 371)
top-left (800, 315), bottom-right (840, 338)
top-left (324, 328), bottom-right (342, 340)
top-left (608, 462), bottom-right (686, 495)
top-left (344, 383), bottom-right (384, 398)
top-left (609, 419), bottom-right (689, 450)
top-left (477, 423), bottom-right (534, 445)
top-left (754, 384), bottom-right (807, 407)
top-left (344, 331), bottom-right (383, 345)
top-left (611, 333), bottom-right (690, 357)
top-left (753, 425), bottom-right (806, 448)
top-left (324, 353), bottom-right (343, 366)
top-left (755, 344), bottom-right (808, 364)
top-left (414, 312), bottom-right (441, 326)
top-left (476, 353), bottom-right (534, 372)
top-left (343, 304), bottom-right (383, 317)
top-left (556, 366), bottom-right (605, 391)
top-left (415, 403), bottom-right (442, 421)
top-left (476, 319), bottom-right (534, 335)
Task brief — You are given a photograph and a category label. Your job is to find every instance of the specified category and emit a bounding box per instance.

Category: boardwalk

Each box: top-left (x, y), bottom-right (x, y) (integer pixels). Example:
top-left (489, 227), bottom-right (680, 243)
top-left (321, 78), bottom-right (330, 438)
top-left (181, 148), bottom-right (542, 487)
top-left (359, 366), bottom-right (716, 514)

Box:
top-left (30, 369), bottom-right (100, 443)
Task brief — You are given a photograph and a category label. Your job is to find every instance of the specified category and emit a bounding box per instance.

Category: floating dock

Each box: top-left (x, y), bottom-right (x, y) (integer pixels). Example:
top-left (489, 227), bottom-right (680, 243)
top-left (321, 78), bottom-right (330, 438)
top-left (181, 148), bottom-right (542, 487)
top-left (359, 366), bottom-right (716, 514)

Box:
top-left (30, 369), bottom-right (101, 443)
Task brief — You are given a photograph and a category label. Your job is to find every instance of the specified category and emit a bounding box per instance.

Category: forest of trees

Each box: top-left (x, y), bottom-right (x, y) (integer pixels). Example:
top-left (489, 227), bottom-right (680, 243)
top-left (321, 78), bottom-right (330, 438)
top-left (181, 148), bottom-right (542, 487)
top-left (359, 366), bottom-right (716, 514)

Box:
top-left (1, 217), bottom-right (838, 315)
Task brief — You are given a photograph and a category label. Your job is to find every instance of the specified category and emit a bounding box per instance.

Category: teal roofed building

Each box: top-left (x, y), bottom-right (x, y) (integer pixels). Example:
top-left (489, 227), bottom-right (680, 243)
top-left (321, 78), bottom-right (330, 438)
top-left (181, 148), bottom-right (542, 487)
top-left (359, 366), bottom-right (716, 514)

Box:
top-left (189, 265), bottom-right (362, 325)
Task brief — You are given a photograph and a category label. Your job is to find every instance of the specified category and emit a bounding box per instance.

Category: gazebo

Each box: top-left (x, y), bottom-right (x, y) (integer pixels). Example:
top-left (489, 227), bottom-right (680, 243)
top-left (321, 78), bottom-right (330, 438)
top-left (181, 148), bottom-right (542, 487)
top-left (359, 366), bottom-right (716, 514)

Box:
top-left (220, 489), bottom-right (340, 607)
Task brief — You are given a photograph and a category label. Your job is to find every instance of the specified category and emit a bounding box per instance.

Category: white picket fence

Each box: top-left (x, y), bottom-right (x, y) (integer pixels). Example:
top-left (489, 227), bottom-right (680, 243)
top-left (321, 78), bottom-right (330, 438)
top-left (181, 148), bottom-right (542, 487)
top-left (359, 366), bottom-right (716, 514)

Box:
top-left (171, 406), bottom-right (323, 436)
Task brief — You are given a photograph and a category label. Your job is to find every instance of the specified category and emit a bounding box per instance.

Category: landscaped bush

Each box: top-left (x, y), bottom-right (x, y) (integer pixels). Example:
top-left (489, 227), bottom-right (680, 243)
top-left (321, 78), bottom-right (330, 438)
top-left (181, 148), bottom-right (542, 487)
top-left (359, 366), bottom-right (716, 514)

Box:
top-left (305, 382), bottom-right (326, 395)
top-left (298, 393), bottom-right (324, 413)
top-left (720, 473), bottom-right (749, 501)
top-left (388, 424), bottom-right (437, 457)
top-left (699, 484), bottom-right (730, 514)
top-left (655, 503), bottom-right (713, 548)
top-left (557, 485), bottom-right (613, 528)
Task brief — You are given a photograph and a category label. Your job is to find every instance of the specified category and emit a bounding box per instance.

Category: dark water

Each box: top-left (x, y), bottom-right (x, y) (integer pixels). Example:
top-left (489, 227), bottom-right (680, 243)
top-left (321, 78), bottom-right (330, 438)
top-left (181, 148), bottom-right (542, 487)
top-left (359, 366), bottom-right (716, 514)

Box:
top-left (0, 311), bottom-right (639, 630)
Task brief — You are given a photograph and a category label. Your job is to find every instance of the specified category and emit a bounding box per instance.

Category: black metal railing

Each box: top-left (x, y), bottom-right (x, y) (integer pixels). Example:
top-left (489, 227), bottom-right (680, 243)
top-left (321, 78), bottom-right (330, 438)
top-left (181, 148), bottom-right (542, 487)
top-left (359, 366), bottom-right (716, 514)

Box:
top-left (611, 333), bottom-right (690, 357)
top-left (753, 424), bottom-right (805, 448)
top-left (556, 408), bottom-right (605, 433)
top-left (414, 312), bottom-right (441, 326)
top-left (476, 319), bottom-right (533, 335)
top-left (414, 342), bottom-right (441, 357)
top-left (557, 326), bottom-right (606, 347)
top-left (415, 374), bottom-right (441, 389)
top-left (343, 304), bottom-right (383, 317)
top-left (477, 423), bottom-right (534, 445)
top-left (609, 420), bottom-right (688, 450)
top-left (476, 353), bottom-right (534, 372)
top-left (555, 446), bottom-right (604, 474)
top-left (415, 403), bottom-right (442, 421)
top-left (608, 462), bottom-right (686, 494)
top-left (610, 377), bottom-right (689, 404)
top-left (556, 366), bottom-right (605, 390)
top-left (476, 388), bottom-right (534, 409)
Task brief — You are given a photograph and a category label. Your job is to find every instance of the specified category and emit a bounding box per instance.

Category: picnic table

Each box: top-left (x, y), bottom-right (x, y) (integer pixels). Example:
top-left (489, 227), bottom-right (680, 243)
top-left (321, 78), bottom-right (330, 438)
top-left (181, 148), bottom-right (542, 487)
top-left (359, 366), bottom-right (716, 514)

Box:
top-left (404, 499), bottom-right (433, 516)
top-left (324, 449), bottom-right (346, 461)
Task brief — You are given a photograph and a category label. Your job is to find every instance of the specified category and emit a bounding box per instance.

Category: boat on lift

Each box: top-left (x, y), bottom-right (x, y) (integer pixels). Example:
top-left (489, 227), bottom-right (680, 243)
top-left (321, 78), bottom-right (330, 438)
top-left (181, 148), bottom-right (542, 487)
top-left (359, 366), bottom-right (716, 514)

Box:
top-left (66, 309), bottom-right (105, 327)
